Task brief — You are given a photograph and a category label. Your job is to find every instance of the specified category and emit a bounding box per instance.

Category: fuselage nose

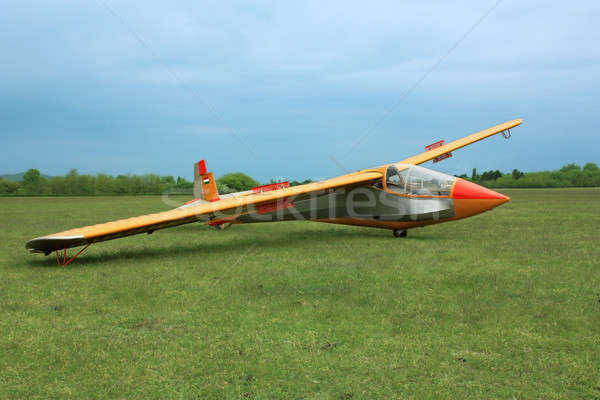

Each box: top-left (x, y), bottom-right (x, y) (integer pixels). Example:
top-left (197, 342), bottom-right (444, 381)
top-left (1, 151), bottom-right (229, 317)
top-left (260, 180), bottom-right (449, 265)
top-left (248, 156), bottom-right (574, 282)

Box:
top-left (451, 178), bottom-right (510, 219)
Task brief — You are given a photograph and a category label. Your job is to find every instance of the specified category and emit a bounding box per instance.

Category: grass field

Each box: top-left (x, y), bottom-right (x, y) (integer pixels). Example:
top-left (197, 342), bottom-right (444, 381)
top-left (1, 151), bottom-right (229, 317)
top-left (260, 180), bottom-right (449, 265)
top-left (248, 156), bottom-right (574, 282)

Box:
top-left (1, 189), bottom-right (599, 399)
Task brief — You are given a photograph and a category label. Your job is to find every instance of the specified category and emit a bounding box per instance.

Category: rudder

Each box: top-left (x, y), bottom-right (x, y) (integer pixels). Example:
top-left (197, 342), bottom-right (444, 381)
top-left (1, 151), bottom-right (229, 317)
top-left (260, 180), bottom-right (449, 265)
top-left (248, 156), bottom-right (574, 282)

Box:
top-left (193, 160), bottom-right (220, 202)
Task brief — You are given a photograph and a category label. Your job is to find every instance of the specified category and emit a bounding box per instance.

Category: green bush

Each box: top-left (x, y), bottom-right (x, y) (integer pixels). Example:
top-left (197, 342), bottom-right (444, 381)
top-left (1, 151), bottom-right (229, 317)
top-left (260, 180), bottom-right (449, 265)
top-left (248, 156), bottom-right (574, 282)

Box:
top-left (477, 163), bottom-right (600, 188)
top-left (0, 178), bottom-right (20, 194)
top-left (216, 173), bottom-right (259, 192)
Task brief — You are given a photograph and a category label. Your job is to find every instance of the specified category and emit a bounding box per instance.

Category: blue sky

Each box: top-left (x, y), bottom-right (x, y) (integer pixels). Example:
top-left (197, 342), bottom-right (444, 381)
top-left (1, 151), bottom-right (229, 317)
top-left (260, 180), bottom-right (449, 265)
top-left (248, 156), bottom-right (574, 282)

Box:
top-left (1, 0), bottom-right (598, 182)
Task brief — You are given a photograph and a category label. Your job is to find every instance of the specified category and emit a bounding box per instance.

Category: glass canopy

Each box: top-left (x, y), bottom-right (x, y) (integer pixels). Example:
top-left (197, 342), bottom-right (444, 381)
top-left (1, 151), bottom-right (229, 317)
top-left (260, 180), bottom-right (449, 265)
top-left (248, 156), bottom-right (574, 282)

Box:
top-left (384, 164), bottom-right (456, 196)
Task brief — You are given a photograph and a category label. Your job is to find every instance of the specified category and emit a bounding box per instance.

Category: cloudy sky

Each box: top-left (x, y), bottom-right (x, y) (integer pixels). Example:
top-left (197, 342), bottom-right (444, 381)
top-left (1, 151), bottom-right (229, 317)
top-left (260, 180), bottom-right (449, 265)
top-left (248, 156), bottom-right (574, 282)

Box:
top-left (1, 0), bottom-right (598, 181)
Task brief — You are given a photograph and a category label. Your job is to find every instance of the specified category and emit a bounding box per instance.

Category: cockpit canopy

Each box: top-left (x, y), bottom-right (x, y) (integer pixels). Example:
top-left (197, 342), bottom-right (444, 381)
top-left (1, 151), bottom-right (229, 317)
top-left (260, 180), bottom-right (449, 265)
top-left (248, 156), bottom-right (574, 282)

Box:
top-left (383, 164), bottom-right (456, 196)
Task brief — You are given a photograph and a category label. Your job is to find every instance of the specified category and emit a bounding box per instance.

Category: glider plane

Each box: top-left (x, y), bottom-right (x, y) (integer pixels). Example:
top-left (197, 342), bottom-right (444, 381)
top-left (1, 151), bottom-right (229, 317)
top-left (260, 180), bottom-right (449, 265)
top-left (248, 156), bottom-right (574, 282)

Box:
top-left (27, 119), bottom-right (522, 264)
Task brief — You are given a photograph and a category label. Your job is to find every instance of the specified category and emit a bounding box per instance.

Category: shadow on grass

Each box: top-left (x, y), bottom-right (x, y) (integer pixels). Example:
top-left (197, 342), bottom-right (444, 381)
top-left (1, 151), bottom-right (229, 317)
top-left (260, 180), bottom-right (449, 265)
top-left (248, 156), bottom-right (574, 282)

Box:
top-left (27, 224), bottom-right (437, 268)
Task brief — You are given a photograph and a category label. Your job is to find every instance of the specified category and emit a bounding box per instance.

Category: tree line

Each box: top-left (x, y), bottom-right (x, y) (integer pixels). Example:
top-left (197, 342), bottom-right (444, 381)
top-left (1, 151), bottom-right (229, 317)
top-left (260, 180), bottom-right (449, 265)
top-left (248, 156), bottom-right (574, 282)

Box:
top-left (0, 169), bottom-right (197, 196)
top-left (459, 162), bottom-right (600, 188)
top-left (0, 168), bottom-right (310, 196)
top-left (1, 162), bottom-right (599, 195)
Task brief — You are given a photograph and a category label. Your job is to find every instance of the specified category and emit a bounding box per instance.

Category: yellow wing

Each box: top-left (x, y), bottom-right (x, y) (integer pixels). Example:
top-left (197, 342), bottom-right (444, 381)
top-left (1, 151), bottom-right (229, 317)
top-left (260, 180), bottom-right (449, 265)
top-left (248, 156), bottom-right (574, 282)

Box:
top-left (400, 119), bottom-right (522, 165)
top-left (26, 170), bottom-right (383, 253)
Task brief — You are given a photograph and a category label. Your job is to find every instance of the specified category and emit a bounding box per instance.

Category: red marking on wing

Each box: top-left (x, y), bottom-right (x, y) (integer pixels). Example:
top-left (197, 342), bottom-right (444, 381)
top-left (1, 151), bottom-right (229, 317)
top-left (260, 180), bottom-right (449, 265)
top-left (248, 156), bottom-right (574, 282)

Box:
top-left (425, 140), bottom-right (445, 151)
top-left (433, 153), bottom-right (453, 163)
top-left (426, 140), bottom-right (452, 162)
top-left (252, 181), bottom-right (290, 193)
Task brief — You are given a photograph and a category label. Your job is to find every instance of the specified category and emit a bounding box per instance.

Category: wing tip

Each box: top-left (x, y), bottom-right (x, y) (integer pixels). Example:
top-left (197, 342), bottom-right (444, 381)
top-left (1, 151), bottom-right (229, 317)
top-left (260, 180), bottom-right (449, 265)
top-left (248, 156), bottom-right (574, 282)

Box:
top-left (508, 118), bottom-right (523, 127)
top-left (26, 235), bottom-right (86, 253)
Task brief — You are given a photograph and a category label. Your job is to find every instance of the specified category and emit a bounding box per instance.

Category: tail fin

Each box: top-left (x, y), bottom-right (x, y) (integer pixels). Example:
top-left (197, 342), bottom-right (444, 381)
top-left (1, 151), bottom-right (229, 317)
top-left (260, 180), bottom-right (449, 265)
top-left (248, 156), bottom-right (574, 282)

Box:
top-left (193, 160), bottom-right (220, 202)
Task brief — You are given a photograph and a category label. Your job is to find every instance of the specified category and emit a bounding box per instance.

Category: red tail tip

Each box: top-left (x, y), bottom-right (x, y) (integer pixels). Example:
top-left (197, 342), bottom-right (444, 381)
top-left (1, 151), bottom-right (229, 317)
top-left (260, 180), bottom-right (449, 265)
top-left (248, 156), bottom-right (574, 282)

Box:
top-left (198, 160), bottom-right (207, 175)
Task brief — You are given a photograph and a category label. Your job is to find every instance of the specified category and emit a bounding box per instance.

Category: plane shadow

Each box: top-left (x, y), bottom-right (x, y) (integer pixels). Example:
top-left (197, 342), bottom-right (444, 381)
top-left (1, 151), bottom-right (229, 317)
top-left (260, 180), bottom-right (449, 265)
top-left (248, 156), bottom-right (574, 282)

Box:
top-left (27, 225), bottom-right (437, 268)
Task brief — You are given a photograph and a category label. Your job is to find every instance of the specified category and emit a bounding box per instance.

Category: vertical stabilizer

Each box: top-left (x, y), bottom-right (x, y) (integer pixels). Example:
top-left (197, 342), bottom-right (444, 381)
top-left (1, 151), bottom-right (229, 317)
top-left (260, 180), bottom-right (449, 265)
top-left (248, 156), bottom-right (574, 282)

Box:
top-left (193, 160), bottom-right (220, 202)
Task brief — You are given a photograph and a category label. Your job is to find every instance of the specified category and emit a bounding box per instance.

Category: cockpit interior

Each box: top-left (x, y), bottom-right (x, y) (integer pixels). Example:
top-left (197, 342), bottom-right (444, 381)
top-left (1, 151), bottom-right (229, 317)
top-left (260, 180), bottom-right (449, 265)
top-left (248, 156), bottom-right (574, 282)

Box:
top-left (376, 164), bottom-right (456, 197)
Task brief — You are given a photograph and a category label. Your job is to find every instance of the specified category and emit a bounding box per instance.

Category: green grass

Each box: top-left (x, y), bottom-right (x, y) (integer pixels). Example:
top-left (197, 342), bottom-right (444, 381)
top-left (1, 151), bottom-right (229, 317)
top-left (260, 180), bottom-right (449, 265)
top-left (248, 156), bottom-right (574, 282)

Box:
top-left (1, 189), bottom-right (599, 399)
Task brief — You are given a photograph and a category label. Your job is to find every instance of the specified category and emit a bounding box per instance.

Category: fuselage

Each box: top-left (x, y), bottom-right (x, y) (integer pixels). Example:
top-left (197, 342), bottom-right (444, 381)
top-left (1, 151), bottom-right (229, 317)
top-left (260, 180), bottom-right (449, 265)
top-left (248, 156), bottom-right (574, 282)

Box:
top-left (202, 163), bottom-right (509, 231)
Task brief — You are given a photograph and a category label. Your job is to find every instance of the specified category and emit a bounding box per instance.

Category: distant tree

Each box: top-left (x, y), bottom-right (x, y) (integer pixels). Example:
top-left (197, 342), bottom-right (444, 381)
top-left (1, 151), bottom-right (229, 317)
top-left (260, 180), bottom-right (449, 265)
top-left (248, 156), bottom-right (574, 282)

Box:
top-left (22, 168), bottom-right (42, 194)
top-left (64, 169), bottom-right (79, 194)
top-left (23, 168), bottom-right (41, 183)
top-left (480, 170), bottom-right (502, 181)
top-left (47, 176), bottom-right (66, 195)
top-left (583, 162), bottom-right (599, 172)
top-left (512, 169), bottom-right (524, 180)
top-left (129, 175), bottom-right (144, 193)
top-left (217, 173), bottom-right (259, 192)
top-left (78, 173), bottom-right (94, 194)
top-left (175, 176), bottom-right (193, 189)
top-left (216, 182), bottom-right (235, 194)
top-left (95, 173), bottom-right (115, 194)
top-left (114, 175), bottom-right (130, 193)
top-left (161, 176), bottom-right (175, 184)
top-left (142, 174), bottom-right (161, 193)
top-left (560, 163), bottom-right (580, 173)
top-left (471, 168), bottom-right (478, 181)
top-left (0, 178), bottom-right (20, 194)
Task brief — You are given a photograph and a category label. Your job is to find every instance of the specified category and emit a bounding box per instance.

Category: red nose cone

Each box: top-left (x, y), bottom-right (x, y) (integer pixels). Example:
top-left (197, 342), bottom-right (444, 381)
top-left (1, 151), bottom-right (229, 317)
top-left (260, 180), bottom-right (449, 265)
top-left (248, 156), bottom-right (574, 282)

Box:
top-left (452, 179), bottom-right (509, 201)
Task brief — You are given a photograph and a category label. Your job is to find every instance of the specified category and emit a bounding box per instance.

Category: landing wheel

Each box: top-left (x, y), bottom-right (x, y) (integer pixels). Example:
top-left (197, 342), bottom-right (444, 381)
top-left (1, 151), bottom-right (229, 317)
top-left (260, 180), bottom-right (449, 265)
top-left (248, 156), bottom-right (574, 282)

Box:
top-left (393, 229), bottom-right (407, 238)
